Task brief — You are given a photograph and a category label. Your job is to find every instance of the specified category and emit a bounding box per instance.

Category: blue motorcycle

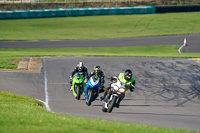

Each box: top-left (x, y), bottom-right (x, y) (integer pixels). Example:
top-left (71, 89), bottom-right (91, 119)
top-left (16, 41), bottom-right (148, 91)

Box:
top-left (85, 75), bottom-right (100, 106)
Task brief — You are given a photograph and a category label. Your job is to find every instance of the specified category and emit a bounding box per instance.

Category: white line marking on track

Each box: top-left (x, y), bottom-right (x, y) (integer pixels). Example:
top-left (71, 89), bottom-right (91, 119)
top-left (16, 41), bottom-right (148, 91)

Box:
top-left (178, 45), bottom-right (184, 53)
top-left (48, 83), bottom-right (69, 85)
top-left (43, 59), bottom-right (51, 112)
top-left (36, 99), bottom-right (50, 109)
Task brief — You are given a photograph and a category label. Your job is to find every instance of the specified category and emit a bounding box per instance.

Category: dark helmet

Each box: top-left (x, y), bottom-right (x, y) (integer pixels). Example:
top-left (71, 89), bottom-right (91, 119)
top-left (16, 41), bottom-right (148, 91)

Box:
top-left (124, 69), bottom-right (132, 81)
top-left (77, 62), bottom-right (84, 71)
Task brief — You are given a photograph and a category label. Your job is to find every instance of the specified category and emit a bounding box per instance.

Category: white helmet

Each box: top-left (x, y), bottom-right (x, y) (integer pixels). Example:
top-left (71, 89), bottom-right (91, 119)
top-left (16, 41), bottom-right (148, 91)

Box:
top-left (77, 62), bottom-right (84, 71)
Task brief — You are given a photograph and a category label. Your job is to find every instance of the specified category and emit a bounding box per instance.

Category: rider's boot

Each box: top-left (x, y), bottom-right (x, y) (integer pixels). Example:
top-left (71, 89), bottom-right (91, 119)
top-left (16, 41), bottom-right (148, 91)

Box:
top-left (100, 92), bottom-right (106, 101)
top-left (70, 78), bottom-right (72, 91)
top-left (70, 83), bottom-right (72, 91)
top-left (70, 80), bottom-right (72, 91)
top-left (100, 86), bottom-right (110, 101)
top-left (99, 86), bottom-right (105, 94)
top-left (116, 94), bottom-right (125, 108)
top-left (115, 103), bottom-right (120, 108)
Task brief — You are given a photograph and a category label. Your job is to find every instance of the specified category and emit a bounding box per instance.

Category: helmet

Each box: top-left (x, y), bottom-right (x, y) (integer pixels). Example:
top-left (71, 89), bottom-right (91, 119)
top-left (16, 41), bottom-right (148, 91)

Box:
top-left (124, 69), bottom-right (132, 81)
top-left (94, 65), bottom-right (101, 71)
top-left (94, 65), bottom-right (101, 75)
top-left (77, 62), bottom-right (84, 71)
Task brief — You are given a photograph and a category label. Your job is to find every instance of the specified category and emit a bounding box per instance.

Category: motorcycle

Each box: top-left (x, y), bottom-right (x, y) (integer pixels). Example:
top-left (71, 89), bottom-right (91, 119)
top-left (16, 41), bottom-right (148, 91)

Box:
top-left (85, 75), bottom-right (100, 106)
top-left (72, 72), bottom-right (85, 100)
top-left (102, 76), bottom-right (126, 113)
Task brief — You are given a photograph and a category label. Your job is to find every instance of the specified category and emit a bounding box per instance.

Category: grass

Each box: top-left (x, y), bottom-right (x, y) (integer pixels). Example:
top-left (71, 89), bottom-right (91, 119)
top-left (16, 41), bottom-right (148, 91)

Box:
top-left (0, 12), bottom-right (200, 40)
top-left (0, 12), bottom-right (200, 133)
top-left (0, 91), bottom-right (198, 133)
top-left (1, 45), bottom-right (200, 69)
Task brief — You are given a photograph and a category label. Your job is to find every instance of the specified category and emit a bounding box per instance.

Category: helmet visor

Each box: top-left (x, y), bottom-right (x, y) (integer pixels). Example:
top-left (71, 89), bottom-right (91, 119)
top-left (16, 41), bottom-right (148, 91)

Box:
top-left (126, 75), bottom-right (131, 81)
top-left (78, 67), bottom-right (82, 70)
top-left (94, 66), bottom-right (100, 70)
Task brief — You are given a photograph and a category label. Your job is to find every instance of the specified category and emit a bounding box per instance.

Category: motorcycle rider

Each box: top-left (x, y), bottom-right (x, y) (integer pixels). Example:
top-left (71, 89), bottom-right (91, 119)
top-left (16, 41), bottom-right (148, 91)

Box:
top-left (101, 69), bottom-right (135, 108)
top-left (85, 65), bottom-right (105, 103)
top-left (88, 65), bottom-right (105, 93)
top-left (70, 62), bottom-right (88, 90)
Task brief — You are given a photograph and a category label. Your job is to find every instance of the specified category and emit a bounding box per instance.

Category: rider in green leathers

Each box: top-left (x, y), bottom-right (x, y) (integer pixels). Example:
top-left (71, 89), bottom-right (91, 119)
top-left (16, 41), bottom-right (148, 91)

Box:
top-left (101, 69), bottom-right (135, 108)
top-left (70, 62), bottom-right (88, 90)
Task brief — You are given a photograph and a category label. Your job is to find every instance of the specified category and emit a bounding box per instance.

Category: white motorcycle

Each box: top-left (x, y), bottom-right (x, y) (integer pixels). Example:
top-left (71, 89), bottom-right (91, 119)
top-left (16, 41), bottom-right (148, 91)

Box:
top-left (102, 76), bottom-right (126, 113)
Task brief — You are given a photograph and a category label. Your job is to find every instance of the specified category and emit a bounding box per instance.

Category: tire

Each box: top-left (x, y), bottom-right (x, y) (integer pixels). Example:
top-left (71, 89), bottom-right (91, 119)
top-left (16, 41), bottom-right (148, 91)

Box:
top-left (73, 85), bottom-right (78, 100)
top-left (87, 89), bottom-right (93, 106)
top-left (76, 85), bottom-right (81, 100)
top-left (107, 96), bottom-right (117, 113)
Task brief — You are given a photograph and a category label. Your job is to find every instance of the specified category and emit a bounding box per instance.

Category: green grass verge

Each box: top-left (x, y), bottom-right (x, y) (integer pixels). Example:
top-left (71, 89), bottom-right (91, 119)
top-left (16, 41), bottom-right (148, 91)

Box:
top-left (0, 12), bottom-right (200, 40)
top-left (0, 45), bottom-right (200, 69)
top-left (0, 12), bottom-right (199, 132)
top-left (0, 91), bottom-right (198, 133)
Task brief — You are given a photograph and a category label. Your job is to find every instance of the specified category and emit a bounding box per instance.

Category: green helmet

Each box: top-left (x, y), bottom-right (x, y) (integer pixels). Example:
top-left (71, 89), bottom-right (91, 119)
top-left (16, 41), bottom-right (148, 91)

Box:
top-left (94, 65), bottom-right (101, 71)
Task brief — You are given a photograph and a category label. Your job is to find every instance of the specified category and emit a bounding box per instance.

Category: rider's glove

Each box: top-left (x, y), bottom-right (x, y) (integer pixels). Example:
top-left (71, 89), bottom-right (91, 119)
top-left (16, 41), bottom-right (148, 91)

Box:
top-left (129, 84), bottom-right (135, 92)
top-left (130, 88), bottom-right (134, 92)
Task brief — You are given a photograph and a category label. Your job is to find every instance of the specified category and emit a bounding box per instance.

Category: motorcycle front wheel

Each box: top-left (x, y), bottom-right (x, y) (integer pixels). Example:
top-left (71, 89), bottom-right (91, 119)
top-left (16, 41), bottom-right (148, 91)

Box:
top-left (76, 85), bottom-right (81, 100)
top-left (87, 89), bottom-right (93, 106)
top-left (107, 96), bottom-right (117, 113)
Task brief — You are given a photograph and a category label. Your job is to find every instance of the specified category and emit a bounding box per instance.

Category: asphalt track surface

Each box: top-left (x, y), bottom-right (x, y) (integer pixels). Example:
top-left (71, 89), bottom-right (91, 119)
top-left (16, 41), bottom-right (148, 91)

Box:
top-left (0, 35), bottom-right (200, 131)
top-left (0, 34), bottom-right (200, 53)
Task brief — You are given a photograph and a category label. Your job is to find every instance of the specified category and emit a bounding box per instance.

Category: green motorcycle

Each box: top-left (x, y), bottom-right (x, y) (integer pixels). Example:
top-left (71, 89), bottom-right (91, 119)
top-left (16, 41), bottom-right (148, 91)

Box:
top-left (72, 72), bottom-right (85, 100)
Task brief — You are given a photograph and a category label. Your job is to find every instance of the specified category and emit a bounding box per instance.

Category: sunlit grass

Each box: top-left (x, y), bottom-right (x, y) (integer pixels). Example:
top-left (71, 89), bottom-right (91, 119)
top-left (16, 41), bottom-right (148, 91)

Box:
top-left (0, 45), bottom-right (200, 68)
top-left (0, 91), bottom-right (198, 133)
top-left (0, 12), bottom-right (200, 40)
